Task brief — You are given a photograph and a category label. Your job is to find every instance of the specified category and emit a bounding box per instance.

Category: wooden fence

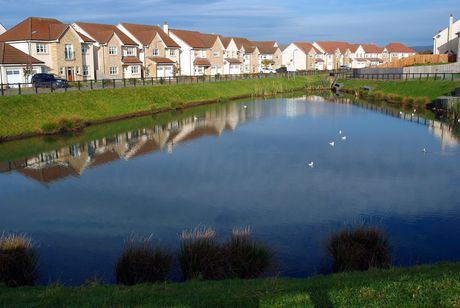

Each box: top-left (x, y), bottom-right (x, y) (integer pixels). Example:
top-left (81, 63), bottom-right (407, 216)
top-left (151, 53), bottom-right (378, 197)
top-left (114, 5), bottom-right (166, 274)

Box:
top-left (374, 54), bottom-right (450, 68)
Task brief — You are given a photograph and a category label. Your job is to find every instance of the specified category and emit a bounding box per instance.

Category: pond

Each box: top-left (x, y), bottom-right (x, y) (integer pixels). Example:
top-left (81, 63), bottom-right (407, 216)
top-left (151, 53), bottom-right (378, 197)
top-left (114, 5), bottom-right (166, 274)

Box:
top-left (0, 94), bottom-right (459, 285)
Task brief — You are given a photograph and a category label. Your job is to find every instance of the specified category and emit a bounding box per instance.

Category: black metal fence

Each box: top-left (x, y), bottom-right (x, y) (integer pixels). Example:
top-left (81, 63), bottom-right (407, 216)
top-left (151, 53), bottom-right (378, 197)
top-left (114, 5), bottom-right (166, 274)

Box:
top-left (336, 72), bottom-right (460, 81)
top-left (0, 70), bottom-right (343, 97)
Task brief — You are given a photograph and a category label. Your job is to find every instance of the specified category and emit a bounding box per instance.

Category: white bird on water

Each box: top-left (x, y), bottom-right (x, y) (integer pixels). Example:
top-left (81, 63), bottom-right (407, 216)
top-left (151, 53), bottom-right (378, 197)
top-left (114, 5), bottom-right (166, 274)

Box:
top-left (308, 161), bottom-right (314, 168)
top-left (339, 130), bottom-right (342, 135)
top-left (422, 148), bottom-right (427, 153)
top-left (329, 141), bottom-right (335, 147)
top-left (341, 136), bottom-right (347, 141)
top-left (243, 105), bottom-right (248, 109)
top-left (193, 116), bottom-right (198, 121)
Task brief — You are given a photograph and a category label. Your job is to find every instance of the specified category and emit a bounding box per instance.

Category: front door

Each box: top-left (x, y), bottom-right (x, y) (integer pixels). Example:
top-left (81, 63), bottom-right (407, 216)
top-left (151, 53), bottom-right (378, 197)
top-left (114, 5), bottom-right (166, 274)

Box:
top-left (66, 68), bottom-right (74, 81)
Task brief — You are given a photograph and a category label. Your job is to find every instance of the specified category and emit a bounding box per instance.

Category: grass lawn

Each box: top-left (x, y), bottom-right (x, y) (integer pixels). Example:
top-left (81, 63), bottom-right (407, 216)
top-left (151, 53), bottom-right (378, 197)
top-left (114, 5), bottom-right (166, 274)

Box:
top-left (0, 76), bottom-right (326, 139)
top-left (1, 263), bottom-right (460, 307)
top-left (338, 79), bottom-right (460, 100)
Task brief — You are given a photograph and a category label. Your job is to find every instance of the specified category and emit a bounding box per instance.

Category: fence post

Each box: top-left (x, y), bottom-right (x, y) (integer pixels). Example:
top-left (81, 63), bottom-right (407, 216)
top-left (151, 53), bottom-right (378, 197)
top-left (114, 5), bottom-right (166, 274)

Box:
top-left (123, 78), bottom-right (126, 88)
top-left (78, 81), bottom-right (81, 91)
top-left (142, 77), bottom-right (145, 86)
top-left (0, 83), bottom-right (3, 96)
top-left (113, 79), bottom-right (116, 88)
top-left (102, 80), bottom-right (105, 89)
top-left (90, 80), bottom-right (93, 90)
top-left (18, 83), bottom-right (21, 95)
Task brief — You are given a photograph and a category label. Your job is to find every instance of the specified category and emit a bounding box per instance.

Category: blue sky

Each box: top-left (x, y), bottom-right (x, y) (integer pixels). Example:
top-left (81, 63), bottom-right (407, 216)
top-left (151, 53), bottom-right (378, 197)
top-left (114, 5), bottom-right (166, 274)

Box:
top-left (1, 0), bottom-right (459, 46)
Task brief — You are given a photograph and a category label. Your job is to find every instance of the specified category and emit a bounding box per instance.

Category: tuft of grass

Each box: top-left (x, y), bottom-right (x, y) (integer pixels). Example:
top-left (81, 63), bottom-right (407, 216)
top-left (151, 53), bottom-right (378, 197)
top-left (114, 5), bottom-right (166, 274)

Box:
top-left (40, 117), bottom-right (84, 134)
top-left (223, 227), bottom-right (274, 279)
top-left (115, 235), bottom-right (173, 286)
top-left (0, 233), bottom-right (38, 287)
top-left (327, 227), bottom-right (391, 273)
top-left (179, 226), bottom-right (226, 281)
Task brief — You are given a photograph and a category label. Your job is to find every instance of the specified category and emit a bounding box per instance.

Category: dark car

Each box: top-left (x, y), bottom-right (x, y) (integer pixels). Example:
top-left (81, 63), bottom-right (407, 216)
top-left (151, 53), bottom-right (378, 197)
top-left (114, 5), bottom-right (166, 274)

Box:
top-left (276, 67), bottom-right (288, 73)
top-left (31, 73), bottom-right (68, 89)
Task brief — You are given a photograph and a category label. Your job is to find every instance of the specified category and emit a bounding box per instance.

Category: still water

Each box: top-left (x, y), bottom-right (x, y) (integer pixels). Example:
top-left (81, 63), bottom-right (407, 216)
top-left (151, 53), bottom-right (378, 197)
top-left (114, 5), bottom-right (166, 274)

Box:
top-left (0, 94), bottom-right (459, 285)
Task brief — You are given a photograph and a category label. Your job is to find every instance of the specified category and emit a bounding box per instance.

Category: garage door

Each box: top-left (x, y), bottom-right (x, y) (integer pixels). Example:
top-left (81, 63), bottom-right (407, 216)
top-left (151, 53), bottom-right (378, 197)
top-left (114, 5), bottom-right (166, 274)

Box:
top-left (157, 66), bottom-right (165, 78)
top-left (164, 66), bottom-right (173, 77)
top-left (6, 70), bottom-right (21, 86)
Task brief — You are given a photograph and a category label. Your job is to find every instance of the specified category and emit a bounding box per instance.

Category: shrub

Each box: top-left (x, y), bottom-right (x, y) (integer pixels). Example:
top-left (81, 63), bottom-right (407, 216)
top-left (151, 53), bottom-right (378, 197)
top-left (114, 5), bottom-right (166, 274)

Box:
top-left (41, 117), bottom-right (84, 134)
top-left (414, 97), bottom-right (431, 107)
top-left (327, 227), bottom-right (391, 273)
top-left (179, 226), bottom-right (226, 281)
top-left (0, 233), bottom-right (38, 287)
top-left (402, 96), bottom-right (415, 106)
top-left (223, 227), bottom-right (274, 279)
top-left (385, 94), bottom-right (403, 104)
top-left (115, 236), bottom-right (173, 285)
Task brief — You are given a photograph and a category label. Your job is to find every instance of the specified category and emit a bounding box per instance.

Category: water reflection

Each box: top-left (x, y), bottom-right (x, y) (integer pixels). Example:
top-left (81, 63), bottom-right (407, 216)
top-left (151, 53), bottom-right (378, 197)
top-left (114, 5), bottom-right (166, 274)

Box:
top-left (1, 95), bottom-right (458, 186)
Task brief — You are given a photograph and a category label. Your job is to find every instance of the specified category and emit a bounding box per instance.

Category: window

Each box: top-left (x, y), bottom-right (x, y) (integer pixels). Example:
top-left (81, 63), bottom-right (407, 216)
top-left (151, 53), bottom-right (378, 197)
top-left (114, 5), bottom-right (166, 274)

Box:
top-left (59, 67), bottom-right (65, 75)
top-left (36, 43), bottom-right (48, 54)
top-left (81, 44), bottom-right (88, 54)
top-left (109, 46), bottom-right (117, 55)
top-left (64, 44), bottom-right (74, 60)
top-left (126, 47), bottom-right (135, 56)
top-left (82, 66), bottom-right (89, 76)
top-left (76, 66), bottom-right (81, 74)
top-left (109, 66), bottom-right (118, 75)
top-left (152, 48), bottom-right (159, 56)
top-left (213, 51), bottom-right (219, 57)
top-left (131, 66), bottom-right (139, 74)
top-left (169, 49), bottom-right (175, 57)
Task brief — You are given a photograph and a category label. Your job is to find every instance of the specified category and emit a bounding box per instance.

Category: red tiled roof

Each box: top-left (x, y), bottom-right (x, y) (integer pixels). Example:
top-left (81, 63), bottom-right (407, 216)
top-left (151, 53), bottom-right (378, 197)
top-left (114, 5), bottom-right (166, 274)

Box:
top-left (75, 22), bottom-right (137, 45)
top-left (0, 42), bottom-right (44, 64)
top-left (219, 36), bottom-right (232, 49)
top-left (315, 41), bottom-right (351, 54)
top-left (194, 58), bottom-right (211, 66)
top-left (252, 41), bottom-right (278, 54)
top-left (147, 57), bottom-right (176, 64)
top-left (232, 37), bottom-right (257, 53)
top-left (120, 23), bottom-right (179, 48)
top-left (361, 44), bottom-right (384, 53)
top-left (122, 56), bottom-right (142, 64)
top-left (315, 59), bottom-right (325, 63)
top-left (0, 17), bottom-right (70, 42)
top-left (293, 42), bottom-right (320, 54)
top-left (225, 58), bottom-right (241, 64)
top-left (385, 43), bottom-right (415, 53)
top-left (76, 31), bottom-right (95, 43)
top-left (170, 29), bottom-right (216, 48)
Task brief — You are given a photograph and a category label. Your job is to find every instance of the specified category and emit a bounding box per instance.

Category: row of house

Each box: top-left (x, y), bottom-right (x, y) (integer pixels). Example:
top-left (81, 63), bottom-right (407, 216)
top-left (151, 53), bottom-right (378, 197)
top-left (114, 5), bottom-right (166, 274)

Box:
top-left (282, 41), bottom-right (416, 71)
top-left (0, 16), bottom-right (414, 85)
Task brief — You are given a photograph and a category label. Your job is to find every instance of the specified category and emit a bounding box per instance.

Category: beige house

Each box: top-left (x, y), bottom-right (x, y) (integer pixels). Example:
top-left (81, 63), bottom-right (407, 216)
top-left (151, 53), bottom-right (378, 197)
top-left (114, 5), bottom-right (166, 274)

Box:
top-left (233, 37), bottom-right (260, 74)
top-left (382, 43), bottom-right (416, 63)
top-left (220, 37), bottom-right (243, 74)
top-left (313, 41), bottom-right (351, 70)
top-left (0, 17), bottom-right (96, 81)
top-left (252, 41), bottom-right (282, 72)
top-left (72, 22), bottom-right (141, 80)
top-left (117, 22), bottom-right (181, 78)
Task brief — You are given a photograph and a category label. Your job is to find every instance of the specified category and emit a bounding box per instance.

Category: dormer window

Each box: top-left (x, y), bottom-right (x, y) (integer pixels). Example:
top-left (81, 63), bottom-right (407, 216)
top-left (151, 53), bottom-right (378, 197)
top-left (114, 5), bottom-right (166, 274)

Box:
top-left (169, 49), bottom-right (175, 57)
top-left (126, 47), bottom-right (135, 56)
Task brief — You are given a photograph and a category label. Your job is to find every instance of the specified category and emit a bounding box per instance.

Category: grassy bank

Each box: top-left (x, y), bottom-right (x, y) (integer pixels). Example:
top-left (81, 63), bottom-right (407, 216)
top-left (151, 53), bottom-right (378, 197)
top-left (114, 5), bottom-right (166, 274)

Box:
top-left (1, 263), bottom-right (459, 307)
top-left (338, 79), bottom-right (460, 100)
top-left (0, 76), bottom-right (326, 140)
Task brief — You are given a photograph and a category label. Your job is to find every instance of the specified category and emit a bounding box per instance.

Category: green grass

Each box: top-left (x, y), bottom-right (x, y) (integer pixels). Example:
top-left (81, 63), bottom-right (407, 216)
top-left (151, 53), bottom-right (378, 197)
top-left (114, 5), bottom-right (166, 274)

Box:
top-left (338, 79), bottom-right (460, 100)
top-left (0, 263), bottom-right (459, 307)
top-left (0, 76), bottom-right (325, 139)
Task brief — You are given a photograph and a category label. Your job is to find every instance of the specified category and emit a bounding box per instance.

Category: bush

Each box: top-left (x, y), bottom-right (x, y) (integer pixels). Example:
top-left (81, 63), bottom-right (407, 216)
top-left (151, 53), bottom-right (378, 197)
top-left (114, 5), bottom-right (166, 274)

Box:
top-left (223, 227), bottom-right (274, 279)
top-left (115, 236), bottom-right (173, 285)
top-left (179, 226), bottom-right (226, 281)
top-left (402, 96), bottom-right (415, 106)
top-left (0, 233), bottom-right (38, 287)
top-left (414, 97), bottom-right (431, 107)
top-left (41, 117), bottom-right (84, 134)
top-left (327, 227), bottom-right (391, 273)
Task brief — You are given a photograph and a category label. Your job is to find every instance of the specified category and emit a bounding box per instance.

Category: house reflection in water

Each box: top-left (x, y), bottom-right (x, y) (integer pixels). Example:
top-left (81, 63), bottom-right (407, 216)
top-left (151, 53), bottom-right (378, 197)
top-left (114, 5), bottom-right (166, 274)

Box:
top-left (1, 98), bottom-right (314, 185)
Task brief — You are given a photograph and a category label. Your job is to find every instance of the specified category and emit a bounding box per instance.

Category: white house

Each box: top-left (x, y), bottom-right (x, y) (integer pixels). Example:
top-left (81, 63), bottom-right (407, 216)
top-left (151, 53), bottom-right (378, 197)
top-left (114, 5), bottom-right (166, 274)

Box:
top-left (220, 37), bottom-right (242, 74)
top-left (0, 42), bottom-right (45, 86)
top-left (433, 14), bottom-right (460, 61)
top-left (382, 43), bottom-right (416, 62)
top-left (282, 42), bottom-right (318, 71)
top-left (0, 24), bottom-right (6, 35)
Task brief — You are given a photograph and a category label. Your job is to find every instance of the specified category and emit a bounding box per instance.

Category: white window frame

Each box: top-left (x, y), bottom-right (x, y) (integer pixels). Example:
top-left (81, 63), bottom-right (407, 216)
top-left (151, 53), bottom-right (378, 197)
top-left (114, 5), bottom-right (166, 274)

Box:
top-left (109, 66), bottom-right (118, 75)
top-left (109, 46), bottom-right (117, 55)
top-left (169, 49), bottom-right (175, 57)
top-left (81, 44), bottom-right (89, 54)
top-left (82, 66), bottom-right (89, 76)
top-left (126, 47), bottom-right (135, 56)
top-left (36, 43), bottom-right (48, 54)
top-left (64, 44), bottom-right (74, 60)
top-left (152, 48), bottom-right (159, 56)
top-left (131, 66), bottom-right (139, 74)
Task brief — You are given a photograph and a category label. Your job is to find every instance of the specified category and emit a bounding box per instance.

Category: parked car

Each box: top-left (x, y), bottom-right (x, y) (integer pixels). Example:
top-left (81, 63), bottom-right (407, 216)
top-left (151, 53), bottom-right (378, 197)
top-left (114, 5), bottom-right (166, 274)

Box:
top-left (276, 67), bottom-right (288, 73)
top-left (32, 73), bottom-right (68, 89)
top-left (260, 67), bottom-right (275, 74)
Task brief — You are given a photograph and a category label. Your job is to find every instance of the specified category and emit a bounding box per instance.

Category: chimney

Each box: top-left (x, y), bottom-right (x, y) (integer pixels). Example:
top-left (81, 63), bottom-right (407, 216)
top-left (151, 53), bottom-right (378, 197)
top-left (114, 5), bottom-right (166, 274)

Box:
top-left (163, 21), bottom-right (169, 34)
top-left (448, 14), bottom-right (454, 40)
